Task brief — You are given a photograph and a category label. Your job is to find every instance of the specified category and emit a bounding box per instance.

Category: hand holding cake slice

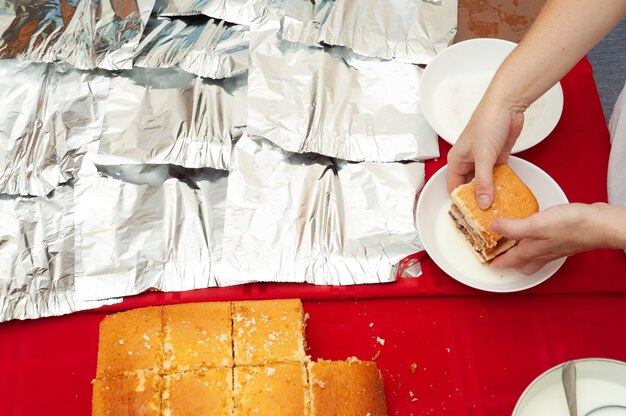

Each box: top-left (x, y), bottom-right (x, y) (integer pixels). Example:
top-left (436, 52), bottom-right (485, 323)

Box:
top-left (449, 164), bottom-right (539, 263)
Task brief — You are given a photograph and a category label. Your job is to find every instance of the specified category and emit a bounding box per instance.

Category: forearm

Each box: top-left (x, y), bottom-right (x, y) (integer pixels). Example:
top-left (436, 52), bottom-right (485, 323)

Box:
top-left (589, 203), bottom-right (626, 250)
top-left (487, 0), bottom-right (626, 111)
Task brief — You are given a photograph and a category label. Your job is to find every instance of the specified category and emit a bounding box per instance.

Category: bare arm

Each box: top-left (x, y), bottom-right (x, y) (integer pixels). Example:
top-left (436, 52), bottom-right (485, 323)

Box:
top-left (447, 0), bottom-right (626, 206)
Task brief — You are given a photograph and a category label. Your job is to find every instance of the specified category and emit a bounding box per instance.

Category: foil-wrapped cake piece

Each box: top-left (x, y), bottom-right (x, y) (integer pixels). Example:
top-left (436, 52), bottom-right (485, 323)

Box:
top-left (219, 135), bottom-right (425, 285)
top-left (74, 158), bottom-right (229, 302)
top-left (0, 0), bottom-right (155, 70)
top-left (134, 16), bottom-right (249, 79)
top-left (0, 182), bottom-right (120, 322)
top-left (154, 0), bottom-right (265, 25)
top-left (95, 68), bottom-right (247, 170)
top-left (279, 0), bottom-right (456, 65)
top-left (0, 61), bottom-right (108, 196)
top-left (0, 185), bottom-right (75, 321)
top-left (247, 12), bottom-right (438, 162)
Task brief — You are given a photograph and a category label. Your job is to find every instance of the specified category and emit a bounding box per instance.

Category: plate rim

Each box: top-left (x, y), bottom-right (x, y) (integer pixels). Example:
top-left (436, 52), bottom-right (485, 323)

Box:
top-left (419, 37), bottom-right (564, 154)
top-left (416, 156), bottom-right (568, 292)
top-left (512, 358), bottom-right (626, 416)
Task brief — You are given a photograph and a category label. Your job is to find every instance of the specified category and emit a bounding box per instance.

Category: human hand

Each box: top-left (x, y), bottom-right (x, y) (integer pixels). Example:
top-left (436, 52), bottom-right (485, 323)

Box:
top-left (447, 94), bottom-right (525, 209)
top-left (489, 203), bottom-right (606, 275)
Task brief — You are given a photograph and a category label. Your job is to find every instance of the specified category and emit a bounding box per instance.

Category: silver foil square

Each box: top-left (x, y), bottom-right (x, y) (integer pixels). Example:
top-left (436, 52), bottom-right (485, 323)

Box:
top-left (74, 157), bottom-right (229, 301)
top-left (0, 0), bottom-right (155, 70)
top-left (219, 135), bottom-right (425, 285)
top-left (134, 17), bottom-right (249, 79)
top-left (0, 60), bottom-right (109, 196)
top-left (0, 183), bottom-right (119, 322)
top-left (95, 68), bottom-right (247, 170)
top-left (154, 0), bottom-right (266, 25)
top-left (247, 12), bottom-right (439, 162)
top-left (280, 0), bottom-right (456, 65)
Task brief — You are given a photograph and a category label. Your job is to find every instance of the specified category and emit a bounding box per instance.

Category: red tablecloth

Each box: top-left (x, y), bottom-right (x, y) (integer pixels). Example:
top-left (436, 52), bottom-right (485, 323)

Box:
top-left (1, 57), bottom-right (625, 416)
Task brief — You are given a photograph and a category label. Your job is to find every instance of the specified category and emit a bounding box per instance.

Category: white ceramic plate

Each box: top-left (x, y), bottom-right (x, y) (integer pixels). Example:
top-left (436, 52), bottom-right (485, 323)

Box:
top-left (514, 359), bottom-right (626, 416)
top-left (416, 156), bottom-right (568, 292)
top-left (420, 38), bottom-right (564, 154)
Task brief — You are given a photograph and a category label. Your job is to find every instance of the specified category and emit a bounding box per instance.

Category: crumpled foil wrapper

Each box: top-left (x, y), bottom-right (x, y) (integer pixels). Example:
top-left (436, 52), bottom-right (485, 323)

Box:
top-left (247, 12), bottom-right (439, 163)
top-left (74, 158), bottom-right (229, 302)
top-left (0, 183), bottom-right (119, 322)
top-left (219, 135), bottom-right (425, 285)
top-left (279, 0), bottom-right (456, 65)
top-left (154, 0), bottom-right (265, 25)
top-left (133, 16), bottom-right (249, 79)
top-left (0, 0), bottom-right (155, 70)
top-left (0, 60), bottom-right (109, 196)
top-left (95, 68), bottom-right (247, 170)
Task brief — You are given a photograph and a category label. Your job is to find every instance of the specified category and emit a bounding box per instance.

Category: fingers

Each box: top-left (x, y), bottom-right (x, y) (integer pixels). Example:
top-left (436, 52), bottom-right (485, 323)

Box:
top-left (447, 167), bottom-right (468, 195)
top-left (489, 244), bottom-right (546, 275)
top-left (489, 216), bottom-right (540, 241)
top-left (473, 154), bottom-right (497, 209)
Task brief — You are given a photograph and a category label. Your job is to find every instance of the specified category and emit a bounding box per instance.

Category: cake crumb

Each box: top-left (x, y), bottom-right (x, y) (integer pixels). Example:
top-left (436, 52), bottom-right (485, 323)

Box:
top-left (410, 363), bottom-right (417, 374)
top-left (376, 337), bottom-right (385, 346)
top-left (313, 379), bottom-right (326, 388)
top-left (372, 351), bottom-right (381, 361)
top-left (118, 339), bottom-right (125, 345)
top-left (369, 323), bottom-right (374, 328)
top-left (264, 367), bottom-right (276, 376)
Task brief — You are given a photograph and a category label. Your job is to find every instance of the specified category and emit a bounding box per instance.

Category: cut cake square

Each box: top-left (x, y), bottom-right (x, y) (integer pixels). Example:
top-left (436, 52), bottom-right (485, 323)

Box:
top-left (232, 299), bottom-right (306, 365)
top-left (162, 368), bottom-right (233, 416)
top-left (92, 371), bottom-right (162, 416)
top-left (308, 359), bottom-right (387, 416)
top-left (234, 363), bottom-right (309, 416)
top-left (162, 302), bottom-right (233, 372)
top-left (96, 306), bottom-right (163, 377)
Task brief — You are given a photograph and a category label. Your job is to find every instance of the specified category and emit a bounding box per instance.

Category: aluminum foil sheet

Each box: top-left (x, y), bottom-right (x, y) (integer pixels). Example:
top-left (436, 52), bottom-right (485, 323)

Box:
top-left (247, 12), bottom-right (439, 163)
top-left (0, 184), bottom-right (120, 322)
top-left (279, 0), bottom-right (456, 65)
top-left (219, 135), bottom-right (425, 285)
top-left (134, 16), bottom-right (248, 79)
top-left (154, 0), bottom-right (265, 25)
top-left (0, 60), bottom-right (109, 196)
top-left (95, 68), bottom-right (247, 170)
top-left (0, 0), bottom-right (155, 70)
top-left (74, 157), bottom-right (229, 302)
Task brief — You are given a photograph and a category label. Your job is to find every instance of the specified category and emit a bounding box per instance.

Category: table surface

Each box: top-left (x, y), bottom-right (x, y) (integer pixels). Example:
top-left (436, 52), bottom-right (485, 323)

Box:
top-left (2, 1), bottom-right (626, 416)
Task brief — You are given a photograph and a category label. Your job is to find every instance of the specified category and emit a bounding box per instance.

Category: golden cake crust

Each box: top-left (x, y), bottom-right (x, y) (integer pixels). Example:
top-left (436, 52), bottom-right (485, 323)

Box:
top-left (96, 306), bottom-right (163, 377)
top-left (162, 302), bottom-right (233, 372)
top-left (308, 360), bottom-right (387, 416)
top-left (163, 368), bottom-right (233, 416)
top-left (450, 164), bottom-right (539, 247)
top-left (92, 371), bottom-right (161, 416)
top-left (234, 363), bottom-right (309, 416)
top-left (232, 299), bottom-right (306, 365)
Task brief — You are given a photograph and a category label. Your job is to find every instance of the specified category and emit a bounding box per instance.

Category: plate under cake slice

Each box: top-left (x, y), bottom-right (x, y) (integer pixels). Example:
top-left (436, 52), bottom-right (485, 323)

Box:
top-left (232, 299), bottom-right (307, 365)
top-left (92, 370), bottom-right (162, 416)
top-left (234, 362), bottom-right (309, 416)
top-left (162, 302), bottom-right (233, 373)
top-left (96, 306), bottom-right (163, 377)
top-left (162, 368), bottom-right (233, 416)
top-left (308, 359), bottom-right (388, 416)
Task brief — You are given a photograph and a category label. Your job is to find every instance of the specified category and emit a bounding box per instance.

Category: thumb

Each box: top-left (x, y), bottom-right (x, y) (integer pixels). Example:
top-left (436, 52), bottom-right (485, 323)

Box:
top-left (473, 157), bottom-right (496, 209)
top-left (490, 217), bottom-right (537, 241)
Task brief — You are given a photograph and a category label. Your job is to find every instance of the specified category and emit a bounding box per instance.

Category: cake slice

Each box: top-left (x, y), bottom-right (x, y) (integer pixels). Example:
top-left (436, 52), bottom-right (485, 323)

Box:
top-left (162, 302), bottom-right (232, 373)
top-left (232, 299), bottom-right (307, 365)
top-left (234, 363), bottom-right (309, 416)
top-left (96, 306), bottom-right (163, 377)
top-left (162, 368), bottom-right (233, 416)
top-left (449, 164), bottom-right (539, 263)
top-left (308, 359), bottom-right (387, 416)
top-left (92, 371), bottom-right (162, 416)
